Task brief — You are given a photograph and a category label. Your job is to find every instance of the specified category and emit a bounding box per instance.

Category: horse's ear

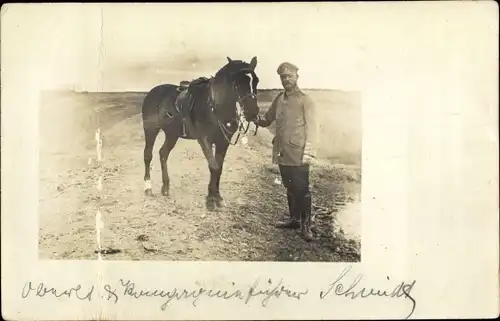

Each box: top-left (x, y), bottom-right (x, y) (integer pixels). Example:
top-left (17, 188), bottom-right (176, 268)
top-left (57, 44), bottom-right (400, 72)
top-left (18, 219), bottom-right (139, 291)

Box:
top-left (249, 56), bottom-right (257, 70)
top-left (227, 57), bottom-right (233, 63)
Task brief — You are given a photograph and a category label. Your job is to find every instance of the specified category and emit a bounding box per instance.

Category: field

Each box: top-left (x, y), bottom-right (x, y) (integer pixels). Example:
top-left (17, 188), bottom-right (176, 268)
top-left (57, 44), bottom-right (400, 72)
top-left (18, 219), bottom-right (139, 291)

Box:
top-left (39, 88), bottom-right (362, 262)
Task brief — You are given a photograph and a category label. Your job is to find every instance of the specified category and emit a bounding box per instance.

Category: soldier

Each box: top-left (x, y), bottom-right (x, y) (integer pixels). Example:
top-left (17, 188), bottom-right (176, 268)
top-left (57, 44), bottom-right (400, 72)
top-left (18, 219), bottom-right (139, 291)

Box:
top-left (253, 62), bottom-right (319, 242)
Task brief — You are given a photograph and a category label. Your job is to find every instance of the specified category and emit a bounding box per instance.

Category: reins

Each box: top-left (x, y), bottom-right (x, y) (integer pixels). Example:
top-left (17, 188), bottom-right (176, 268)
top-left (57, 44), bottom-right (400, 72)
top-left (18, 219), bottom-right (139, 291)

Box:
top-left (209, 75), bottom-right (259, 146)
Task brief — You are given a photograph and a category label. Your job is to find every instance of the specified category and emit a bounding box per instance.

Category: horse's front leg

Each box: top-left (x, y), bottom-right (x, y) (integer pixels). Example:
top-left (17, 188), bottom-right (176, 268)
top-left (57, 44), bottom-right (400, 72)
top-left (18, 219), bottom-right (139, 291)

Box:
top-left (197, 135), bottom-right (219, 171)
top-left (208, 141), bottom-right (229, 209)
top-left (197, 134), bottom-right (220, 211)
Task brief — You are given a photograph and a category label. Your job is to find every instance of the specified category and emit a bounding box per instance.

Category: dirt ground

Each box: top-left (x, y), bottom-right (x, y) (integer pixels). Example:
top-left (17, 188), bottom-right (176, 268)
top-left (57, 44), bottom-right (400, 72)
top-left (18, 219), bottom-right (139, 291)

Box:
top-left (38, 91), bottom-right (361, 262)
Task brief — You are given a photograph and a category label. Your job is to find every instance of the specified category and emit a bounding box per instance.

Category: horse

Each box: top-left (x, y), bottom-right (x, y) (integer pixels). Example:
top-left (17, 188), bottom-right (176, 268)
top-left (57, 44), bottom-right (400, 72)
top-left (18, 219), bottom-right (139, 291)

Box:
top-left (141, 56), bottom-right (261, 211)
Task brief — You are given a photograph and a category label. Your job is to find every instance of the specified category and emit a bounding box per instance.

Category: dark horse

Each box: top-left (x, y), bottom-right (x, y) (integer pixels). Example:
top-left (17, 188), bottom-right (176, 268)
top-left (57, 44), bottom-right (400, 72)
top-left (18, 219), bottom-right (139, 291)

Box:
top-left (141, 56), bottom-right (260, 211)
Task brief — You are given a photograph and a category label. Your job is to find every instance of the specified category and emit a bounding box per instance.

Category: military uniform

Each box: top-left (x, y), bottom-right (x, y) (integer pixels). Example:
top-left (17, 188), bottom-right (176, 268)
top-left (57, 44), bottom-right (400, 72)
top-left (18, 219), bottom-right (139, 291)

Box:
top-left (254, 62), bottom-right (319, 241)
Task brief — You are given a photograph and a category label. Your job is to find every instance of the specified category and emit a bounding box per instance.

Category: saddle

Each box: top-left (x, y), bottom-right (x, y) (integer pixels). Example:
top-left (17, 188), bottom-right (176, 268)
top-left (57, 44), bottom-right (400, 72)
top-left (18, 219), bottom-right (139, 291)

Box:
top-left (175, 77), bottom-right (211, 138)
top-left (177, 80), bottom-right (190, 92)
top-left (175, 77), bottom-right (210, 115)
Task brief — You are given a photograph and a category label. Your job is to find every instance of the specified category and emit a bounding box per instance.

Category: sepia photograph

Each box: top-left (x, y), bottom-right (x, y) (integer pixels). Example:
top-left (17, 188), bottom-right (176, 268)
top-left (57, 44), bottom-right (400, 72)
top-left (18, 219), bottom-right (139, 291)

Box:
top-left (38, 4), bottom-right (362, 262)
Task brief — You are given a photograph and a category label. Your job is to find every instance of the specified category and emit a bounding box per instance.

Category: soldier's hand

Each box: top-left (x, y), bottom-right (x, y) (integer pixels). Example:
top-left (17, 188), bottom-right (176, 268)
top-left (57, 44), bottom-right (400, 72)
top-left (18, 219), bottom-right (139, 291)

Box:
top-left (304, 152), bottom-right (317, 163)
top-left (304, 144), bottom-right (316, 163)
top-left (253, 115), bottom-right (264, 125)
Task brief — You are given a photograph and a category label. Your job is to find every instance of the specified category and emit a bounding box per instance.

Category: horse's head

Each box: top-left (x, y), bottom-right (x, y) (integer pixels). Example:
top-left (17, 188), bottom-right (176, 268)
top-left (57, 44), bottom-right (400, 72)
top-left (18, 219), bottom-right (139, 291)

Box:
top-left (214, 56), bottom-right (260, 122)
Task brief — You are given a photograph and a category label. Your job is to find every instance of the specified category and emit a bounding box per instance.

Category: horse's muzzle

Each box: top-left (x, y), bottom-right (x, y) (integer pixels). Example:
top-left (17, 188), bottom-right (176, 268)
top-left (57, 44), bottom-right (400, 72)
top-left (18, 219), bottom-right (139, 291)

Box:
top-left (244, 111), bottom-right (259, 122)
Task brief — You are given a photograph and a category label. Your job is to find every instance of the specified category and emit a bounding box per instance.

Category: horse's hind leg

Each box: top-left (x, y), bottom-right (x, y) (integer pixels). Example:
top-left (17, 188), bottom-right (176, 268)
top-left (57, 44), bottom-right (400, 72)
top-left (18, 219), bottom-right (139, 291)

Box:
top-left (159, 131), bottom-right (179, 196)
top-left (144, 126), bottom-right (160, 196)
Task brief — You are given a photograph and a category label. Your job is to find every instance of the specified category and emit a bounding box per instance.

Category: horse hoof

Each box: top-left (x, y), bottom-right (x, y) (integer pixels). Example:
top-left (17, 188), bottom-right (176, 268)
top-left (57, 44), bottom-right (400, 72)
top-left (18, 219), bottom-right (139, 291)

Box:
top-left (161, 187), bottom-right (169, 197)
top-left (205, 197), bottom-right (216, 211)
top-left (144, 189), bottom-right (153, 197)
top-left (216, 197), bottom-right (225, 208)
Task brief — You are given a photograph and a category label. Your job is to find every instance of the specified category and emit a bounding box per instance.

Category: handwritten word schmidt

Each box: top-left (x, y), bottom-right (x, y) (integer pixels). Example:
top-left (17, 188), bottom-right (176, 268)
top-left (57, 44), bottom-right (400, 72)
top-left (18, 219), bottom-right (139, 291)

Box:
top-left (319, 265), bottom-right (417, 319)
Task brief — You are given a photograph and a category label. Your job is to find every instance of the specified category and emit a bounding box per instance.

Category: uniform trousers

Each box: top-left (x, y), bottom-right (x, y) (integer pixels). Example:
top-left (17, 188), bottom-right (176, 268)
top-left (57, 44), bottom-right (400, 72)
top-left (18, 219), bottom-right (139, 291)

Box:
top-left (278, 164), bottom-right (310, 221)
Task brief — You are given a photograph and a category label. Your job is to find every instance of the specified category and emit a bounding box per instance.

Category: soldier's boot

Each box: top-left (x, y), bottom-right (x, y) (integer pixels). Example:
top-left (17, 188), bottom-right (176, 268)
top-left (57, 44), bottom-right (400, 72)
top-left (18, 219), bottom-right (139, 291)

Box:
top-left (300, 193), bottom-right (316, 242)
top-left (282, 191), bottom-right (293, 220)
top-left (275, 190), bottom-right (300, 229)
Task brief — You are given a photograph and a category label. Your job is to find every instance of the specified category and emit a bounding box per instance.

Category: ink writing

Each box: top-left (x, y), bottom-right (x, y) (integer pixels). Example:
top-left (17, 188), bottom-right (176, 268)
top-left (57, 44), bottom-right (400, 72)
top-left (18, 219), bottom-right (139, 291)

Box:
top-left (319, 266), bottom-right (417, 319)
top-left (20, 269), bottom-right (417, 320)
top-left (21, 281), bottom-right (94, 301)
top-left (103, 284), bottom-right (119, 304)
top-left (245, 278), bottom-right (309, 307)
top-left (118, 278), bottom-right (307, 311)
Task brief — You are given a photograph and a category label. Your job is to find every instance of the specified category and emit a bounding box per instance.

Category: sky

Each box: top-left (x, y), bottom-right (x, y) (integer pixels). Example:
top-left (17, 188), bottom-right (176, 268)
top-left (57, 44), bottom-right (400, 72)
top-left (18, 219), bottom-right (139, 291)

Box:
top-left (2, 2), bottom-right (497, 93)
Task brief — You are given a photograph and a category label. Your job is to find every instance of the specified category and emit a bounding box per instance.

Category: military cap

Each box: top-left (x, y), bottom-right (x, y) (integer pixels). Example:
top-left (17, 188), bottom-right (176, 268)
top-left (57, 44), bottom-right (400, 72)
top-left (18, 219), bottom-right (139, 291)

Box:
top-left (277, 62), bottom-right (299, 75)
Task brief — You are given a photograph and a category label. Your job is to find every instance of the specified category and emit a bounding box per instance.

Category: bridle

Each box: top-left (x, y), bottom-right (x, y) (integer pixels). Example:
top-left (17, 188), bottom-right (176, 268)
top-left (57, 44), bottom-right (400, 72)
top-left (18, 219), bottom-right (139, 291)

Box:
top-left (213, 71), bottom-right (259, 145)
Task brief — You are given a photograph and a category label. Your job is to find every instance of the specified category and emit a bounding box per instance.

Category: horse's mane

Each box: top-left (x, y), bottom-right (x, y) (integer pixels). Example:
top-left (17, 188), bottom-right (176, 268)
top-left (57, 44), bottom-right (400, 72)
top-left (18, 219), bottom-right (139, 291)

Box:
top-left (215, 60), bottom-right (254, 79)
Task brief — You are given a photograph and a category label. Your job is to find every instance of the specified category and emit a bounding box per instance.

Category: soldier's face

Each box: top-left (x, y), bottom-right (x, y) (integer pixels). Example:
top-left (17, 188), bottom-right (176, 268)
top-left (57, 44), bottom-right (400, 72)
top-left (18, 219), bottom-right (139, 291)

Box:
top-left (280, 73), bottom-right (298, 90)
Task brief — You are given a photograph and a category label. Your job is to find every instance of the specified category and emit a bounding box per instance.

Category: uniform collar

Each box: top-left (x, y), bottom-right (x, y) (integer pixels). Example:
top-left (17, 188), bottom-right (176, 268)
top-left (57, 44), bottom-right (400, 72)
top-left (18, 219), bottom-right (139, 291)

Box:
top-left (284, 86), bottom-right (301, 98)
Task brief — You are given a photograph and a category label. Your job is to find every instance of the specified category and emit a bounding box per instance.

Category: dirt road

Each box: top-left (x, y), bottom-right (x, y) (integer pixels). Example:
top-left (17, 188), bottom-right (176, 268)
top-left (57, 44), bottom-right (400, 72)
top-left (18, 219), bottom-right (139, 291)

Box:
top-left (39, 91), bottom-right (361, 262)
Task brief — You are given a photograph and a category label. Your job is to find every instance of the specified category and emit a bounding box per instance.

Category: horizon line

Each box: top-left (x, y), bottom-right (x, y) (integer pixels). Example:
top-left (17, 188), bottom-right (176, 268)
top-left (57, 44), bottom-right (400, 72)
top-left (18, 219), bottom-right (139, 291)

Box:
top-left (47, 88), bottom-right (361, 94)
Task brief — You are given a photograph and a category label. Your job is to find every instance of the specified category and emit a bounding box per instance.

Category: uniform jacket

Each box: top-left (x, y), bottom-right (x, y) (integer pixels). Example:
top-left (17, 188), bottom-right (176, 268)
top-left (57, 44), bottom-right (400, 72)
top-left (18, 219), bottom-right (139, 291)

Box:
top-left (256, 88), bottom-right (319, 166)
